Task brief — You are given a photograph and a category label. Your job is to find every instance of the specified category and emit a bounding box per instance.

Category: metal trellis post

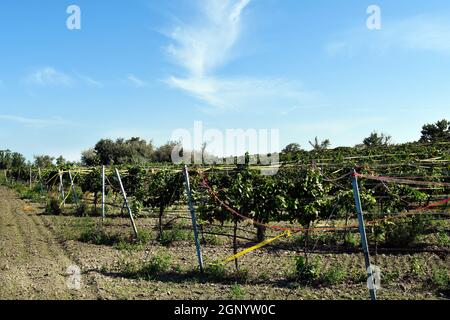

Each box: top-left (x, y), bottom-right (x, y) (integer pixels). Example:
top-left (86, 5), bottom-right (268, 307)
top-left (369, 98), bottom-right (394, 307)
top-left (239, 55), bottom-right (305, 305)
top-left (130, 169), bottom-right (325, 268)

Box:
top-left (59, 170), bottom-right (66, 207)
top-left (102, 166), bottom-right (106, 221)
top-left (68, 170), bottom-right (79, 206)
top-left (351, 169), bottom-right (377, 301)
top-left (183, 165), bottom-right (204, 274)
top-left (115, 168), bottom-right (138, 238)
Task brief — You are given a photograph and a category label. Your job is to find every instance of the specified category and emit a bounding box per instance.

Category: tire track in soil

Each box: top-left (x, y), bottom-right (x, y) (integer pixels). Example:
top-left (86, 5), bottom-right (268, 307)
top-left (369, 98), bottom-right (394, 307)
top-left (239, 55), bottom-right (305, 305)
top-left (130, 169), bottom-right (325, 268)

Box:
top-left (0, 186), bottom-right (100, 300)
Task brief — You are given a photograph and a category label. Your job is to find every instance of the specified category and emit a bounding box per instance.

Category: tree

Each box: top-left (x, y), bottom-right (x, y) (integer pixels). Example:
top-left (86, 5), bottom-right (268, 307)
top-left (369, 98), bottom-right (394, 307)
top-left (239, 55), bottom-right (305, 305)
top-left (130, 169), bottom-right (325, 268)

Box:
top-left (309, 137), bottom-right (331, 151)
top-left (140, 170), bottom-right (184, 239)
top-left (282, 143), bottom-right (302, 154)
top-left (153, 141), bottom-right (181, 163)
top-left (11, 152), bottom-right (26, 168)
top-left (81, 149), bottom-right (100, 166)
top-left (85, 137), bottom-right (155, 165)
top-left (0, 150), bottom-right (12, 169)
top-left (363, 132), bottom-right (392, 147)
top-left (420, 119), bottom-right (450, 143)
top-left (56, 156), bottom-right (67, 167)
top-left (34, 155), bottom-right (55, 168)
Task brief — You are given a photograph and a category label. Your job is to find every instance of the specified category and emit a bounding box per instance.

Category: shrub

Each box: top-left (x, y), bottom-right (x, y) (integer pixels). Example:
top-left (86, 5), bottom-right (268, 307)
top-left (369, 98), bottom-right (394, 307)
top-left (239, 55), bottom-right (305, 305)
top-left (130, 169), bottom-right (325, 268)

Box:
top-left (130, 253), bottom-right (172, 280)
top-left (343, 233), bottom-right (359, 249)
top-left (75, 203), bottom-right (89, 217)
top-left (230, 283), bottom-right (246, 299)
top-left (323, 265), bottom-right (347, 285)
top-left (383, 217), bottom-right (426, 247)
top-left (205, 262), bottom-right (226, 280)
top-left (431, 267), bottom-right (450, 290)
top-left (294, 256), bottom-right (319, 283)
top-left (159, 227), bottom-right (190, 246)
top-left (45, 197), bottom-right (62, 215)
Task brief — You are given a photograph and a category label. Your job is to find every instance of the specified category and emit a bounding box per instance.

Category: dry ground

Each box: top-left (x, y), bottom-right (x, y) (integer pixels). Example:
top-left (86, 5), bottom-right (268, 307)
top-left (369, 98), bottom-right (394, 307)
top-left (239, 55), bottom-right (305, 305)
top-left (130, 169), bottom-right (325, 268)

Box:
top-left (0, 185), bottom-right (449, 300)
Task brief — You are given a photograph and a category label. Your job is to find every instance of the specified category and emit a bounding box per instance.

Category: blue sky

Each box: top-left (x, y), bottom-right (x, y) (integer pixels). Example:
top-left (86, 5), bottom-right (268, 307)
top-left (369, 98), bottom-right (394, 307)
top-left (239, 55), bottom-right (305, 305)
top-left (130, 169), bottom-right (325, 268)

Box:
top-left (0, 0), bottom-right (449, 161)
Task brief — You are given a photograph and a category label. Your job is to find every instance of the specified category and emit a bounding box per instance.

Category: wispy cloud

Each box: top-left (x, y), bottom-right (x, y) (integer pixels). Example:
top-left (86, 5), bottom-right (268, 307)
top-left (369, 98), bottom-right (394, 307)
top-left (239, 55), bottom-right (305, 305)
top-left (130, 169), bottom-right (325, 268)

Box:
top-left (126, 74), bottom-right (148, 87)
top-left (25, 67), bottom-right (104, 88)
top-left (76, 73), bottom-right (103, 88)
top-left (0, 114), bottom-right (67, 128)
top-left (167, 0), bottom-right (251, 78)
top-left (327, 14), bottom-right (450, 57)
top-left (25, 67), bottom-right (74, 87)
top-left (165, 0), bottom-right (317, 112)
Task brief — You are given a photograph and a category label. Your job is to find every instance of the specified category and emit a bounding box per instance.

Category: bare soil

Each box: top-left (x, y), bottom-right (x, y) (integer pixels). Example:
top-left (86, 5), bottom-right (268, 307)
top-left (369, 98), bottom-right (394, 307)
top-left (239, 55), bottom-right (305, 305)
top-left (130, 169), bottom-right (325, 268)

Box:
top-left (1, 185), bottom-right (449, 300)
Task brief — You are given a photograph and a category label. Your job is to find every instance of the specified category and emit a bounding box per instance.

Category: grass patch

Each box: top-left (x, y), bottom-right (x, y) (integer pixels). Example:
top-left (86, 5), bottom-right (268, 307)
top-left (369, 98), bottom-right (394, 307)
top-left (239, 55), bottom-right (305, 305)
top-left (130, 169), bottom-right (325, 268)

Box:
top-left (119, 252), bottom-right (172, 280)
top-left (431, 267), bottom-right (450, 290)
top-left (159, 226), bottom-right (191, 246)
top-left (230, 283), bottom-right (246, 299)
top-left (322, 265), bottom-right (347, 285)
top-left (294, 256), bottom-right (320, 284)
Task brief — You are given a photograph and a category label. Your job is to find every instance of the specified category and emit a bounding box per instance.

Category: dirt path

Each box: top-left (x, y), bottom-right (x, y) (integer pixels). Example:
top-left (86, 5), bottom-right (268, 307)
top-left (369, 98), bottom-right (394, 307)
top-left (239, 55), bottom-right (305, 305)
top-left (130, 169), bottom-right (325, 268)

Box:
top-left (0, 186), bottom-right (99, 300)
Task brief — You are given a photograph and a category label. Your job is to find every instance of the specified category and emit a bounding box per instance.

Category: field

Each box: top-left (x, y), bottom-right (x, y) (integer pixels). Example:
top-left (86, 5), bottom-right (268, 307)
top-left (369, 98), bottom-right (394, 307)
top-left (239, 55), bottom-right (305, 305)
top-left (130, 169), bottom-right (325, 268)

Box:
top-left (1, 184), bottom-right (449, 300)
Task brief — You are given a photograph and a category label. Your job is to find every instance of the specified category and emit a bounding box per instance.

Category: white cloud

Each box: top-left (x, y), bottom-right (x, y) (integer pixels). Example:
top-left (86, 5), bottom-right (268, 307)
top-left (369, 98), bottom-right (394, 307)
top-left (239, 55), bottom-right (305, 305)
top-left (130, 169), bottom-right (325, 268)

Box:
top-left (165, 0), bottom-right (317, 112)
top-left (327, 14), bottom-right (450, 57)
top-left (25, 67), bottom-right (73, 87)
top-left (167, 76), bottom-right (319, 113)
top-left (167, 0), bottom-right (250, 77)
top-left (0, 114), bottom-right (67, 128)
top-left (127, 74), bottom-right (148, 87)
top-left (76, 74), bottom-right (103, 88)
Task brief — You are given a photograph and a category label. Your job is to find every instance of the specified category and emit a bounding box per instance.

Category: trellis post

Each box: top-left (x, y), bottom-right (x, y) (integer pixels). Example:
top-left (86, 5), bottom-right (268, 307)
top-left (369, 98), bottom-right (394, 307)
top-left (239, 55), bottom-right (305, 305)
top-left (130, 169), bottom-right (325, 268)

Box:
top-left (351, 169), bottom-right (377, 301)
top-left (115, 168), bottom-right (138, 238)
top-left (68, 170), bottom-right (79, 206)
top-left (183, 165), bottom-right (204, 274)
top-left (58, 170), bottom-right (66, 207)
top-left (29, 167), bottom-right (32, 189)
top-left (102, 166), bottom-right (106, 221)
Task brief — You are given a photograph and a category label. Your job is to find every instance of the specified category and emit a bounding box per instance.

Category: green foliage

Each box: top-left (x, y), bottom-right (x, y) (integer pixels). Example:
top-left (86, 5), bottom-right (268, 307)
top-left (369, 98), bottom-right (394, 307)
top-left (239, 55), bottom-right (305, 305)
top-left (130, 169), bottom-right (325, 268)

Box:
top-left (323, 265), bottom-right (347, 285)
top-left (122, 252), bottom-right (172, 280)
top-left (205, 262), bottom-right (227, 280)
top-left (294, 256), bottom-right (319, 283)
top-left (230, 283), bottom-right (246, 299)
top-left (343, 233), bottom-right (359, 249)
top-left (45, 197), bottom-right (62, 215)
top-left (383, 216), bottom-right (427, 247)
top-left (420, 119), bottom-right (450, 143)
top-left (431, 267), bottom-right (450, 289)
top-left (159, 227), bottom-right (191, 246)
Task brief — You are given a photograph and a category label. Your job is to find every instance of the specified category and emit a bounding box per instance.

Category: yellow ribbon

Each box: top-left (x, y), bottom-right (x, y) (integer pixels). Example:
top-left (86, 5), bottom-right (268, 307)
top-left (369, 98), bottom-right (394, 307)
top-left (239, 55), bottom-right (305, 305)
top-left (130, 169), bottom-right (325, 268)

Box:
top-left (223, 230), bottom-right (292, 264)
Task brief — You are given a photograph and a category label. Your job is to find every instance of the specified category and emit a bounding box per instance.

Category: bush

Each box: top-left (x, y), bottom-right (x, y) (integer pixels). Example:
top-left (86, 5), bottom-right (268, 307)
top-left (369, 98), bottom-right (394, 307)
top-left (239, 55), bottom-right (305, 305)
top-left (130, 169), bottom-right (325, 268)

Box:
top-left (205, 262), bottom-right (226, 280)
top-left (322, 265), bottom-right (347, 285)
top-left (431, 267), bottom-right (450, 290)
top-left (383, 217), bottom-right (426, 247)
top-left (45, 197), bottom-right (62, 215)
top-left (79, 228), bottom-right (122, 246)
top-left (294, 256), bottom-right (319, 283)
top-left (230, 283), bottom-right (246, 299)
top-left (75, 203), bottom-right (89, 217)
top-left (343, 233), bottom-right (359, 249)
top-left (159, 227), bottom-right (191, 246)
top-left (131, 254), bottom-right (172, 280)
